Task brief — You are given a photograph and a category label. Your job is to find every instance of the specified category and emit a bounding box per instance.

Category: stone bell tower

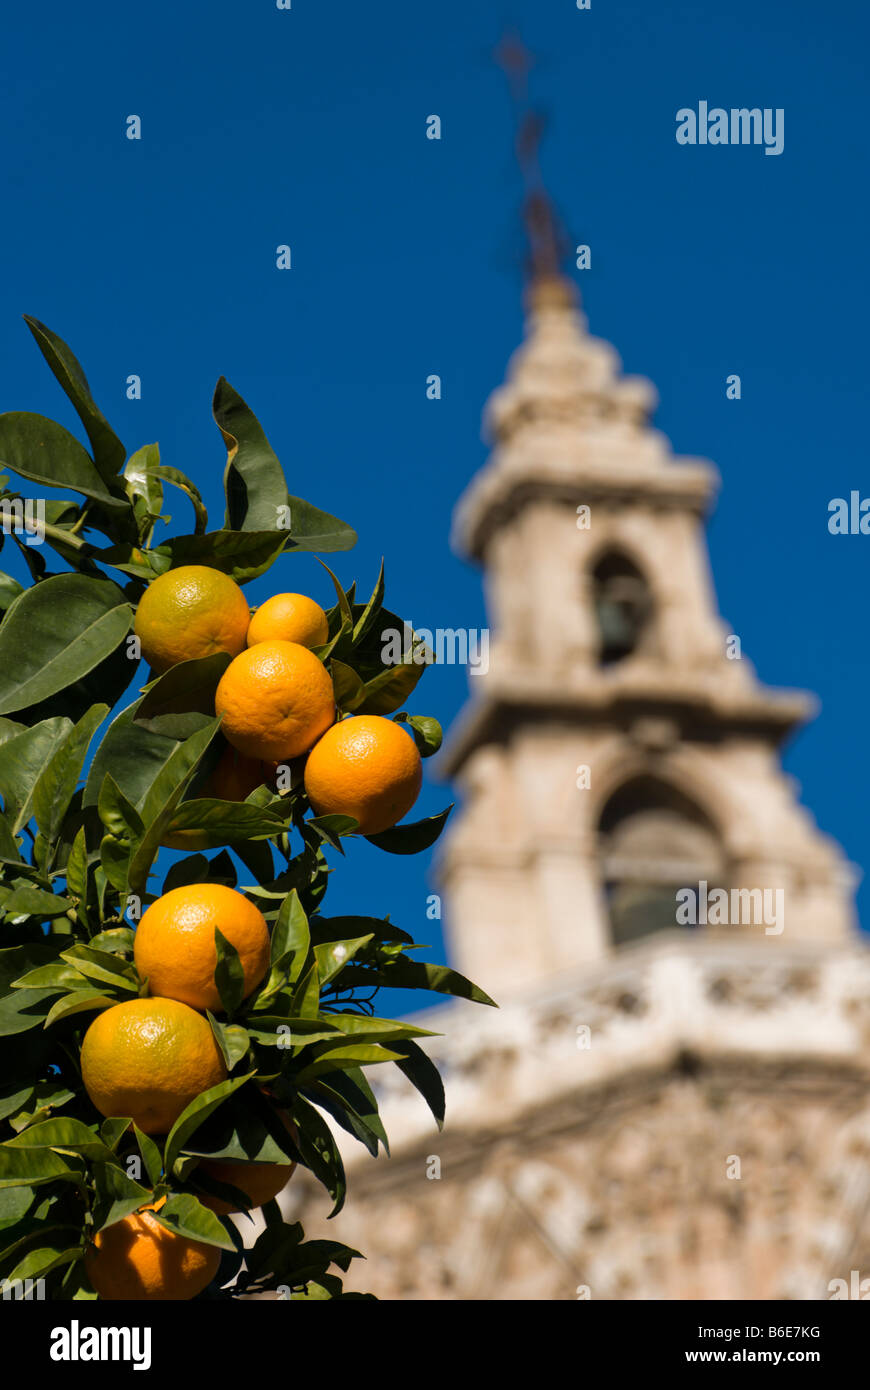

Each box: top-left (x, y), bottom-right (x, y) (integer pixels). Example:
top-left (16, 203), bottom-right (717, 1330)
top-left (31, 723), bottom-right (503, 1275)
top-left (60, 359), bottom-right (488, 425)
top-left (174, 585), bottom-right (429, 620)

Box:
top-left (439, 271), bottom-right (855, 1000)
top-left (295, 247), bottom-right (870, 1307)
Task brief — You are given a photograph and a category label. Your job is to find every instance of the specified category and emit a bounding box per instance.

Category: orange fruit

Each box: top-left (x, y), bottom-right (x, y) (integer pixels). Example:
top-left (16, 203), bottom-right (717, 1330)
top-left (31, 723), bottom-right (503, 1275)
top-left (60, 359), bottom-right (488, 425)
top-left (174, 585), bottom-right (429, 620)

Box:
top-left (215, 640), bottom-right (335, 761)
top-left (304, 715), bottom-right (422, 835)
top-left (247, 593), bottom-right (329, 649)
top-left (161, 746), bottom-right (271, 852)
top-left (133, 565), bottom-right (251, 674)
top-left (197, 1116), bottom-right (298, 1215)
top-left (134, 883), bottom-right (271, 1013)
top-left (81, 998), bottom-right (227, 1135)
top-left (204, 745), bottom-right (268, 801)
top-left (85, 1199), bottom-right (221, 1301)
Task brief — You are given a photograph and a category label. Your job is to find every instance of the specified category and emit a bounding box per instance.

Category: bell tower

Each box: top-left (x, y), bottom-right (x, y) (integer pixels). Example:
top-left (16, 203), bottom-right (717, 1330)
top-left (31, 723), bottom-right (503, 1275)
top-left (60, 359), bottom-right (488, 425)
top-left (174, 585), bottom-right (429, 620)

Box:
top-left (438, 270), bottom-right (856, 1001)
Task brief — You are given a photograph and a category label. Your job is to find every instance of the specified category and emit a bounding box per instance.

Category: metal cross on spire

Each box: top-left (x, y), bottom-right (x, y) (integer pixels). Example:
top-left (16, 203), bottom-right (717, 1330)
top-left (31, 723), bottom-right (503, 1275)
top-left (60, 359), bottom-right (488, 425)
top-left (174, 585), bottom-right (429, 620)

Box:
top-left (495, 32), bottom-right (569, 283)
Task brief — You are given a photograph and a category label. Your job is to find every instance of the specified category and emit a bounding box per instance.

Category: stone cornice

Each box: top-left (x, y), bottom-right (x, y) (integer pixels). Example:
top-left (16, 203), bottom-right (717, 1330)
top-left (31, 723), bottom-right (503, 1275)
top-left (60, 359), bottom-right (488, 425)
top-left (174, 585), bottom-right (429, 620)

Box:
top-left (439, 679), bottom-right (814, 778)
top-left (335, 932), bottom-right (870, 1174)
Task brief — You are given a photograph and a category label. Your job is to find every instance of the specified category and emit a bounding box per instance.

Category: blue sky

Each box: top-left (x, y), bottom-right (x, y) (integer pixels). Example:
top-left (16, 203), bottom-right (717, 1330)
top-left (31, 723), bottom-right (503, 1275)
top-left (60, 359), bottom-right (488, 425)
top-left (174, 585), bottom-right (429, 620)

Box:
top-left (1, 0), bottom-right (868, 1012)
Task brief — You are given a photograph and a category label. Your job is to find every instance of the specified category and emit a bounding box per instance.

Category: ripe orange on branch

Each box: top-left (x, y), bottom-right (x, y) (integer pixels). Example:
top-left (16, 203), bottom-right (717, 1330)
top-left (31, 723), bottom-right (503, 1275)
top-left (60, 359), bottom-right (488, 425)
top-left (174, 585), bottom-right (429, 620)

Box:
top-left (80, 998), bottom-right (227, 1135)
top-left (215, 639), bottom-right (334, 761)
top-left (304, 714), bottom-right (422, 835)
top-left (247, 592), bottom-right (329, 649)
top-left (133, 564), bottom-right (251, 674)
top-left (134, 883), bottom-right (271, 1014)
top-left (85, 1199), bottom-right (221, 1301)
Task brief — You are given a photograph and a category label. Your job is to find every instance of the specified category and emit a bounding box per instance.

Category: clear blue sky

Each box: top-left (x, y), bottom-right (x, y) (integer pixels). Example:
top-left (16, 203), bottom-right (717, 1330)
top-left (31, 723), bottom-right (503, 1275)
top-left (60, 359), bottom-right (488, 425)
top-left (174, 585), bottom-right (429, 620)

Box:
top-left (2, 0), bottom-right (868, 1012)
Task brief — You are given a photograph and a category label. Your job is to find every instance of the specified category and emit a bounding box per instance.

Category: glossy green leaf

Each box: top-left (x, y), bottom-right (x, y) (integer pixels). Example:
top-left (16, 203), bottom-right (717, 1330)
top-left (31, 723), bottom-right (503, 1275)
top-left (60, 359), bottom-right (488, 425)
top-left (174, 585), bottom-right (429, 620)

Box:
top-left (60, 945), bottom-right (138, 991)
top-left (351, 560), bottom-right (385, 645)
top-left (136, 653), bottom-right (231, 722)
top-left (146, 464), bottom-right (208, 535)
top-left (270, 889), bottom-right (309, 978)
top-left (151, 1193), bottom-right (235, 1250)
top-left (393, 712), bottom-right (442, 757)
top-left (390, 1039), bottom-right (445, 1129)
top-left (290, 1095), bottom-right (346, 1216)
top-left (163, 1071), bottom-right (255, 1174)
top-left (5, 1116), bottom-right (114, 1161)
top-left (31, 704), bottom-right (108, 843)
top-left (23, 316), bottom-right (126, 483)
top-left (124, 443), bottom-right (164, 541)
top-left (0, 1145), bottom-right (75, 1188)
top-left (0, 718), bottom-right (71, 834)
top-left (43, 991), bottom-right (115, 1028)
top-left (0, 412), bottom-right (126, 510)
top-left (214, 929), bottom-right (245, 1016)
top-left (0, 574), bottom-right (131, 716)
top-left (364, 804), bottom-right (453, 855)
top-left (133, 1125), bottom-right (163, 1187)
top-left (91, 1162), bottom-right (152, 1232)
top-left (292, 1042), bottom-right (404, 1084)
top-left (0, 884), bottom-right (71, 919)
top-left (356, 658), bottom-right (427, 715)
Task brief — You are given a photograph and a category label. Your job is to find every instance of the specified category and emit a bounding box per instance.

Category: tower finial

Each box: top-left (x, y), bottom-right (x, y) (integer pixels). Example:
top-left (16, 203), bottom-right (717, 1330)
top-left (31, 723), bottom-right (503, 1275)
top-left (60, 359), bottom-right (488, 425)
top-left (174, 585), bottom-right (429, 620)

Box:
top-left (495, 32), bottom-right (571, 289)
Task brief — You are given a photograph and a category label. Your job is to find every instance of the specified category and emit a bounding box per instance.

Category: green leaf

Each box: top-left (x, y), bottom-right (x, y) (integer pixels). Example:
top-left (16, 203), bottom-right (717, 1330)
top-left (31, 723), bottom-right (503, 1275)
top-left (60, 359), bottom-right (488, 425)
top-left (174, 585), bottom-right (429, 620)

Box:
top-left (0, 1184), bottom-right (34, 1226)
top-left (0, 570), bottom-right (24, 611)
top-left (60, 945), bottom-right (139, 991)
top-left (11, 962), bottom-right (91, 991)
top-left (163, 1072), bottom-right (255, 1174)
top-left (393, 712), bottom-right (442, 757)
top-left (336, 957), bottom-right (496, 1007)
top-left (6, 1245), bottom-right (82, 1284)
top-left (290, 1095), bottom-right (345, 1216)
top-left (162, 798), bottom-right (285, 847)
top-left (291, 960), bottom-right (321, 1019)
top-left (146, 464), bottom-right (208, 536)
top-left (5, 1117), bottom-right (114, 1162)
top-left (133, 1125), bottom-right (163, 1187)
top-left (0, 884), bottom-right (71, 918)
top-left (0, 411), bottom-right (127, 511)
top-left (43, 991), bottom-right (115, 1028)
top-left (89, 928), bottom-right (135, 961)
top-left (313, 935), bottom-right (373, 987)
top-left (0, 1145), bottom-right (75, 1188)
top-left (270, 889), bottom-right (309, 979)
top-left (0, 1085), bottom-right (34, 1123)
top-left (365, 805), bottom-right (453, 855)
top-left (0, 990), bottom-right (58, 1037)
top-left (356, 655), bottom-right (427, 716)
top-left (99, 1117), bottom-right (132, 1151)
top-left (214, 376), bottom-right (292, 534)
top-left (136, 653), bottom-right (231, 722)
top-left (308, 1067), bottom-right (388, 1158)
top-left (206, 1014), bottom-right (251, 1071)
top-left (97, 773), bottom-right (145, 842)
top-left (88, 927), bottom-right (135, 955)
top-left (390, 1039), bottom-right (445, 1129)
top-left (151, 1193), bottom-right (235, 1250)
top-left (162, 529), bottom-right (290, 585)
top-left (329, 660), bottom-right (366, 713)
top-left (124, 443), bottom-right (164, 541)
top-left (214, 929), bottom-right (246, 1016)
top-left (91, 1162), bottom-right (152, 1232)
top-left (212, 377), bottom-right (356, 549)
top-left (0, 718), bottom-right (71, 834)
top-left (128, 718), bottom-right (223, 897)
top-left (84, 697), bottom-right (206, 809)
top-left (31, 704), bottom-right (108, 843)
top-left (23, 316), bottom-right (126, 483)
top-left (351, 560), bottom-right (385, 645)
top-left (0, 574), bottom-right (131, 716)
top-left (294, 1042), bottom-right (405, 1083)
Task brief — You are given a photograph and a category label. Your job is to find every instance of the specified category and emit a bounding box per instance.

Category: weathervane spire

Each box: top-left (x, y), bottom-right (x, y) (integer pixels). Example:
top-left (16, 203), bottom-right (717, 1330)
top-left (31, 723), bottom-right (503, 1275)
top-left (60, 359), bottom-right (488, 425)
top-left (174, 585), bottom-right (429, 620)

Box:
top-left (495, 32), bottom-right (570, 288)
